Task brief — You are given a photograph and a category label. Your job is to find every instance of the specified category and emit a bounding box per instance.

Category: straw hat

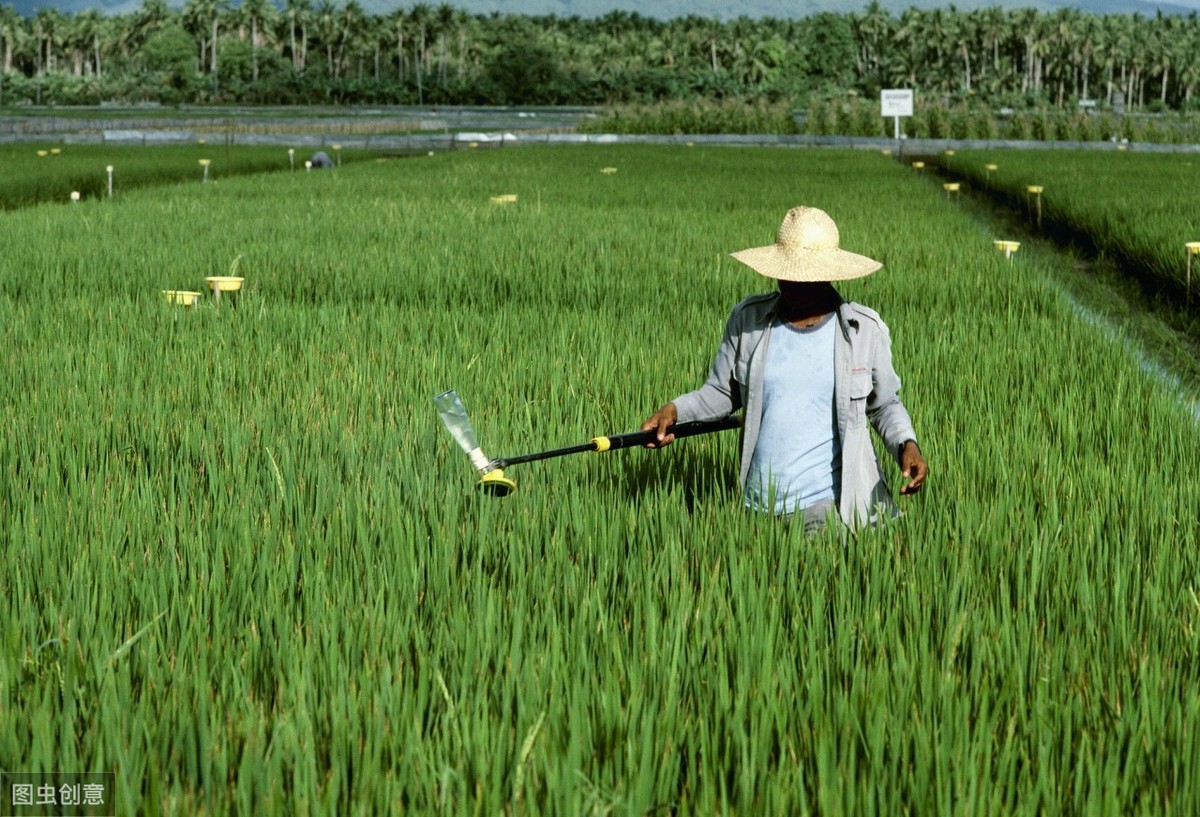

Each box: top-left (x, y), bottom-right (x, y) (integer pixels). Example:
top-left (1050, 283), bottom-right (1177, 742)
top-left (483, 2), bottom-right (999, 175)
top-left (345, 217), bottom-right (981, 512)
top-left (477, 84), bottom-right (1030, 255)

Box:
top-left (730, 206), bottom-right (882, 282)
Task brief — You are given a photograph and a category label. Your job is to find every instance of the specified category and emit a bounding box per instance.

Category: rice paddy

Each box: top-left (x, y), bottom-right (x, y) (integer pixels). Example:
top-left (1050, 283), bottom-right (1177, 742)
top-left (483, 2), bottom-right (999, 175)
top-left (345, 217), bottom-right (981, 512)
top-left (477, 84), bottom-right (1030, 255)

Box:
top-left (0, 144), bottom-right (378, 210)
top-left (949, 149), bottom-right (1200, 314)
top-left (2, 144), bottom-right (1199, 814)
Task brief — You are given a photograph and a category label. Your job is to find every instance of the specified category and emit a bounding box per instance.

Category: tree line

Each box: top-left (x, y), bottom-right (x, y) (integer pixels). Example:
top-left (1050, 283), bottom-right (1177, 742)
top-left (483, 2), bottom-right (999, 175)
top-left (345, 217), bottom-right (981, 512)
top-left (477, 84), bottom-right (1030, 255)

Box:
top-left (1, 0), bottom-right (1198, 111)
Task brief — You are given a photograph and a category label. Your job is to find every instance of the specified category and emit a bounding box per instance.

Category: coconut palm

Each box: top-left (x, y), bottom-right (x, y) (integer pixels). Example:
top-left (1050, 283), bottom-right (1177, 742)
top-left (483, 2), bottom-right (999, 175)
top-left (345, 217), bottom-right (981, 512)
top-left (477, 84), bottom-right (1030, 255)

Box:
top-left (129, 0), bottom-right (173, 51)
top-left (408, 3), bottom-right (431, 99)
top-left (33, 8), bottom-right (64, 76)
top-left (1153, 13), bottom-right (1188, 106)
top-left (64, 10), bottom-right (101, 76)
top-left (182, 0), bottom-right (214, 74)
top-left (433, 3), bottom-right (456, 87)
top-left (1, 3), bottom-right (24, 76)
top-left (388, 7), bottom-right (406, 80)
top-left (311, 0), bottom-right (336, 76)
top-left (335, 0), bottom-right (367, 80)
top-left (1176, 20), bottom-right (1200, 107)
top-left (281, 0), bottom-right (310, 71)
top-left (851, 1), bottom-right (892, 90)
top-left (891, 8), bottom-right (928, 88)
top-left (974, 6), bottom-right (1005, 79)
top-left (240, 0), bottom-right (274, 81)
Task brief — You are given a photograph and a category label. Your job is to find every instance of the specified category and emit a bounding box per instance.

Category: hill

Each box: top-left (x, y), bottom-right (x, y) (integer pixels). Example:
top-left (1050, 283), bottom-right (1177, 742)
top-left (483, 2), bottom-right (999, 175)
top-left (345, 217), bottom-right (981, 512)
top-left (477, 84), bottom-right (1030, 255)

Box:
top-left (8, 0), bottom-right (1200, 20)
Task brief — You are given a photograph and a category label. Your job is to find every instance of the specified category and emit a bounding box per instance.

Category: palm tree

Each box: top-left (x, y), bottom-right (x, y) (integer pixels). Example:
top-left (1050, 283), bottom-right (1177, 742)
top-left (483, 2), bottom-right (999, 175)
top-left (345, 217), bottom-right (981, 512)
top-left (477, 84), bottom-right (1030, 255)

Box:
top-left (432, 3), bottom-right (457, 87)
top-left (0, 3), bottom-right (23, 76)
top-left (200, 0), bottom-right (226, 95)
top-left (312, 0), bottom-right (336, 76)
top-left (975, 6), bottom-right (1005, 79)
top-left (1177, 20), bottom-right (1200, 107)
top-left (130, 0), bottom-right (172, 50)
top-left (1075, 12), bottom-right (1097, 101)
top-left (1095, 14), bottom-right (1126, 105)
top-left (33, 8), bottom-right (63, 76)
top-left (282, 0), bottom-right (310, 71)
top-left (891, 8), bottom-right (927, 88)
top-left (1153, 13), bottom-right (1187, 106)
top-left (1126, 14), bottom-right (1156, 108)
top-left (389, 8), bottom-right (406, 80)
top-left (182, 0), bottom-right (214, 75)
top-left (336, 0), bottom-right (367, 80)
top-left (408, 3), bottom-right (431, 100)
top-left (852, 1), bottom-right (892, 90)
top-left (940, 8), bottom-right (975, 94)
top-left (453, 8), bottom-right (472, 81)
top-left (241, 0), bottom-right (274, 81)
top-left (65, 10), bottom-right (101, 76)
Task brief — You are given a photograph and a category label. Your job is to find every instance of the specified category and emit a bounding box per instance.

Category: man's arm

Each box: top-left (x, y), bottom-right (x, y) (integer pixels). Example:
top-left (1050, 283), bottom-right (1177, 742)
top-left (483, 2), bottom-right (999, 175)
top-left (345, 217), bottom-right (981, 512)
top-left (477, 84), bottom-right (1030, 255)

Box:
top-left (865, 322), bottom-right (928, 494)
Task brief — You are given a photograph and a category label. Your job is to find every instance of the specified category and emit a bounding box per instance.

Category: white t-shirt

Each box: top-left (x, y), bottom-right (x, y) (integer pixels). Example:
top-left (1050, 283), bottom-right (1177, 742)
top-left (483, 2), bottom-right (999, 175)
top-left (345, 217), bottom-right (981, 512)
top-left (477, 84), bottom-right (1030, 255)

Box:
top-left (744, 314), bottom-right (842, 515)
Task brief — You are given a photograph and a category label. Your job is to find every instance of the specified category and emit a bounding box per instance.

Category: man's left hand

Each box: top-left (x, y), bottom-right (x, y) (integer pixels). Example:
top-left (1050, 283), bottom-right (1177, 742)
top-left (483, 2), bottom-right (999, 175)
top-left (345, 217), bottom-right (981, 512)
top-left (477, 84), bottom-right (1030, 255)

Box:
top-left (899, 440), bottom-right (928, 495)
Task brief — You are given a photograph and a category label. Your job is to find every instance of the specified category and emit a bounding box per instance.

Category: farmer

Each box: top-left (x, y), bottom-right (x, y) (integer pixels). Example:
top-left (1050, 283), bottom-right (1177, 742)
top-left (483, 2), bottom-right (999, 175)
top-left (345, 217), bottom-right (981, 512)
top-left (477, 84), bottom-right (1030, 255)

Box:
top-left (310, 151), bottom-right (334, 168)
top-left (641, 205), bottom-right (928, 533)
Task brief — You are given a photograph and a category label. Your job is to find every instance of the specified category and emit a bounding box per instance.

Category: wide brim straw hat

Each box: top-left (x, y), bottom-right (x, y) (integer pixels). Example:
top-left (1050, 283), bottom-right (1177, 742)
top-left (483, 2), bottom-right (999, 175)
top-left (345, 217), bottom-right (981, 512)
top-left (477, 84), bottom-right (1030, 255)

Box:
top-left (730, 206), bottom-right (882, 282)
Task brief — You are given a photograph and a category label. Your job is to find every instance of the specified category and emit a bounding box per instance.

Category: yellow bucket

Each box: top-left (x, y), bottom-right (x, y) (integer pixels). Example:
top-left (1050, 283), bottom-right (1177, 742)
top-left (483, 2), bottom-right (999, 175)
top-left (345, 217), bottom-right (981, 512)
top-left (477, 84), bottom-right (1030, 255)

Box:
top-left (163, 290), bottom-right (202, 306)
top-left (205, 276), bottom-right (245, 292)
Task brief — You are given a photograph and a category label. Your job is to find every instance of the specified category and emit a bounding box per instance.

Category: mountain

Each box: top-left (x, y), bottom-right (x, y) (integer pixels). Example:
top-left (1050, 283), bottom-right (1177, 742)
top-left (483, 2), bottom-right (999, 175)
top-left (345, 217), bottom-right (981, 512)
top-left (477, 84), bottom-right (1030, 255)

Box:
top-left (7, 0), bottom-right (1200, 20)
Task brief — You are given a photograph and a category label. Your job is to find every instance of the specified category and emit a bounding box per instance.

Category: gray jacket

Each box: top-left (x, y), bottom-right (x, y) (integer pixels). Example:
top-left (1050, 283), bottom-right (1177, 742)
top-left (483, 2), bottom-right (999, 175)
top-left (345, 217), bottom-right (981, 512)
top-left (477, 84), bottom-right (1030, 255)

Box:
top-left (672, 292), bottom-right (918, 531)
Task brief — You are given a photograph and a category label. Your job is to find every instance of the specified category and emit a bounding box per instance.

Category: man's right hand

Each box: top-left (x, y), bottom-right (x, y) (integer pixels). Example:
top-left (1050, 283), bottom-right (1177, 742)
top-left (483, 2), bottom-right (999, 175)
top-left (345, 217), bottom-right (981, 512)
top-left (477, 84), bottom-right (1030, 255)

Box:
top-left (641, 403), bottom-right (678, 448)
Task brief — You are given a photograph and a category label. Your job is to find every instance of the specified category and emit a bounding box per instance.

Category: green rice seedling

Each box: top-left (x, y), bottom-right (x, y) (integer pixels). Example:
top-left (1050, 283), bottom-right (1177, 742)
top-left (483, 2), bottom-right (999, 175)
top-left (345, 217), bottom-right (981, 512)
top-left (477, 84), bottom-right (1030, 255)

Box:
top-left (0, 144), bottom-right (380, 209)
top-left (953, 149), bottom-right (1200, 311)
top-left (1, 146), bottom-right (1198, 814)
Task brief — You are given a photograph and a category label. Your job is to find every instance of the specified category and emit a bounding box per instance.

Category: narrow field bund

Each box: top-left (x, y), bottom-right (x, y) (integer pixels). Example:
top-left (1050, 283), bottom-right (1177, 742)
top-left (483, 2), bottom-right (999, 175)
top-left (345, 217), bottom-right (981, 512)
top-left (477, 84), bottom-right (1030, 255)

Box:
top-left (2, 145), bottom-right (1199, 814)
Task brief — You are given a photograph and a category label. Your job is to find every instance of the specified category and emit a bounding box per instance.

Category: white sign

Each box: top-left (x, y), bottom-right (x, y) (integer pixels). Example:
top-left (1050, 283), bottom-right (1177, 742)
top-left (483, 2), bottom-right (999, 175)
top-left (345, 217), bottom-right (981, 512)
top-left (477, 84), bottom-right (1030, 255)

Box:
top-left (880, 89), bottom-right (913, 117)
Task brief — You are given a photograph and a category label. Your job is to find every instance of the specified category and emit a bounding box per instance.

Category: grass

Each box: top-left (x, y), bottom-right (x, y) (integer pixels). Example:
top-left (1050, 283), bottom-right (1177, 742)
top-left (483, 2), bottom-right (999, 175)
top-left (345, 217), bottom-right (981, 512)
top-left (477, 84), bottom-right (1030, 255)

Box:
top-left (0, 143), bottom-right (375, 209)
top-left (941, 149), bottom-right (1200, 393)
top-left (1, 145), bottom-right (1199, 814)
top-left (947, 150), bottom-right (1200, 310)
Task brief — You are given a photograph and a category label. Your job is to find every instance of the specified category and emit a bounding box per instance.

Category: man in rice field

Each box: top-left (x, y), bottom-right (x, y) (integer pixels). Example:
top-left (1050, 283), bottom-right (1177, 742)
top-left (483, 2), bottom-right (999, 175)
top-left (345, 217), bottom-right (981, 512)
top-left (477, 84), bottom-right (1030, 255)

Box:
top-left (641, 205), bottom-right (928, 534)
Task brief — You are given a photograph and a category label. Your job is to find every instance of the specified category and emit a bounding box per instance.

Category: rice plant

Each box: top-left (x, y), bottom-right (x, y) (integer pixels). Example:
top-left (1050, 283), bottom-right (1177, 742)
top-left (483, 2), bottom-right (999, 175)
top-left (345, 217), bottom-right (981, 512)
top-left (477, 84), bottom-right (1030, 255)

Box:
top-left (952, 149), bottom-right (1200, 313)
top-left (1, 145), bottom-right (1198, 815)
top-left (0, 144), bottom-right (376, 209)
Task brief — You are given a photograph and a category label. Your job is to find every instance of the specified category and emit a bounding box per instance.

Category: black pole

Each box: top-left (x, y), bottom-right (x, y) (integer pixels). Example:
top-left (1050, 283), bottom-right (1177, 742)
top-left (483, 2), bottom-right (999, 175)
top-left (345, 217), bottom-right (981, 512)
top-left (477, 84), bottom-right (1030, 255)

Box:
top-left (489, 415), bottom-right (740, 470)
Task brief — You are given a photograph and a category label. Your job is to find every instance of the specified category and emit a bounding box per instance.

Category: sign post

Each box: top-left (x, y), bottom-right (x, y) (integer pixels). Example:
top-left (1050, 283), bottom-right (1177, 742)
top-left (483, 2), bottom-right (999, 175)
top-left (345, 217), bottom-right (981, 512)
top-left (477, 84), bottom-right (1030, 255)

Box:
top-left (880, 89), bottom-right (914, 153)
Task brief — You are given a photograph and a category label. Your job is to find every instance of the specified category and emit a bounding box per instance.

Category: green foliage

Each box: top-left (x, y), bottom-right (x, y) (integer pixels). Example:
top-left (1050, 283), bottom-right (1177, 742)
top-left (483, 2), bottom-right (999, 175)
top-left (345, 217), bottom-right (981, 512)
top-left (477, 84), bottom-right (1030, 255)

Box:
top-left (1, 145), bottom-right (1199, 812)
top-left (954, 148), bottom-right (1200, 320)
top-left (140, 24), bottom-right (202, 104)
top-left (7, 4), bottom-right (1200, 116)
top-left (804, 12), bottom-right (858, 88)
top-left (484, 41), bottom-right (566, 105)
top-left (580, 97), bottom-right (801, 135)
top-left (0, 144), bottom-right (376, 210)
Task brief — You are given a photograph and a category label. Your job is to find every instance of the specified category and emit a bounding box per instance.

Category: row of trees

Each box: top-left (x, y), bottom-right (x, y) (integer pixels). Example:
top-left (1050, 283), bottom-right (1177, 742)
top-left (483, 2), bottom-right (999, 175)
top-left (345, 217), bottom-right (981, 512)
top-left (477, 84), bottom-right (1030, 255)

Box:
top-left (1, 1), bottom-right (1199, 110)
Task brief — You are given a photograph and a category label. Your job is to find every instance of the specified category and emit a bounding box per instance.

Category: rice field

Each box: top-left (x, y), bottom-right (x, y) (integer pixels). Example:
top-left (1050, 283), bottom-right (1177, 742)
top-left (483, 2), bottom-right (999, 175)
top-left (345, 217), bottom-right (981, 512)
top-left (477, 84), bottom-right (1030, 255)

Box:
top-left (948, 149), bottom-right (1200, 317)
top-left (2, 144), bottom-right (1199, 815)
top-left (0, 144), bottom-right (374, 210)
